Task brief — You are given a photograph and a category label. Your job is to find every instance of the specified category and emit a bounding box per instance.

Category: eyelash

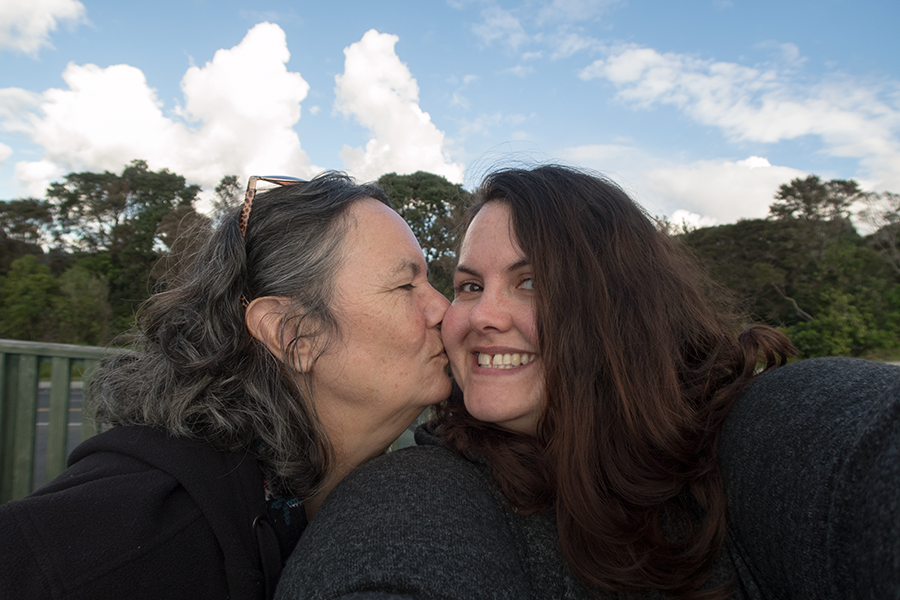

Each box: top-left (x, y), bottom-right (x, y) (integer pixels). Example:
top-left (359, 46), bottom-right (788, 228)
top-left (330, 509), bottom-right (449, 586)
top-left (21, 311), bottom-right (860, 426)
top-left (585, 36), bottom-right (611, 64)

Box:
top-left (453, 277), bottom-right (534, 296)
top-left (399, 283), bottom-right (416, 291)
top-left (453, 282), bottom-right (481, 296)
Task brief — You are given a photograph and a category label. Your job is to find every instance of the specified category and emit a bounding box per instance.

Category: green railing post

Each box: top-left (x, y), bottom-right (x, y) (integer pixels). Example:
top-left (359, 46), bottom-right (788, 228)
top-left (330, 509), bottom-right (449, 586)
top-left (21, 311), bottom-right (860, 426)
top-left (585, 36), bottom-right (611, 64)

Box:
top-left (12, 354), bottom-right (39, 500)
top-left (80, 359), bottom-right (101, 441)
top-left (46, 357), bottom-right (73, 481)
top-left (0, 353), bottom-right (17, 504)
top-left (0, 339), bottom-right (121, 503)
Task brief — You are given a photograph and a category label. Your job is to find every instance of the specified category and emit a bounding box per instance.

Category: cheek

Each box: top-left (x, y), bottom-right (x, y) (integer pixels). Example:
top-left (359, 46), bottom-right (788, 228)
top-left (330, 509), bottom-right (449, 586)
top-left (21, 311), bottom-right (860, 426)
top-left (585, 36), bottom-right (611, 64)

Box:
top-left (442, 303), bottom-right (469, 355)
top-left (512, 304), bottom-right (539, 348)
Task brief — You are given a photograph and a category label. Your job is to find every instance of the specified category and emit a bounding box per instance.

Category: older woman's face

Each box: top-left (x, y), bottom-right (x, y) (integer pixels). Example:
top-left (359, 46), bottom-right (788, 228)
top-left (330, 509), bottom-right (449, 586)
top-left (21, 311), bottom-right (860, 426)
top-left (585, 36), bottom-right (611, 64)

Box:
top-left (443, 202), bottom-right (544, 436)
top-left (310, 198), bottom-right (450, 453)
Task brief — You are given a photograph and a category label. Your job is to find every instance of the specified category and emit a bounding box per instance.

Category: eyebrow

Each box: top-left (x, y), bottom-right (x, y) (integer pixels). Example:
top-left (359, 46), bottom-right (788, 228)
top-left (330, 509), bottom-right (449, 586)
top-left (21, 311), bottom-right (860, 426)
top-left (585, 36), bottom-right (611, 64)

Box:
top-left (456, 259), bottom-right (530, 278)
top-left (394, 259), bottom-right (423, 278)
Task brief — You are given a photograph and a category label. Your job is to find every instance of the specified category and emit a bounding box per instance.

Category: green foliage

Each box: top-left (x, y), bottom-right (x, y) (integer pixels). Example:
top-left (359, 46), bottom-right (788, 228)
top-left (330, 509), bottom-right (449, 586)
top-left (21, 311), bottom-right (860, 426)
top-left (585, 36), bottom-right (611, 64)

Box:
top-left (769, 175), bottom-right (861, 221)
top-left (0, 255), bottom-right (113, 345)
top-left (683, 175), bottom-right (900, 359)
top-left (0, 198), bottom-right (53, 245)
top-left (42, 160), bottom-right (203, 330)
top-left (53, 266), bottom-right (113, 345)
top-left (0, 255), bottom-right (62, 341)
top-left (860, 190), bottom-right (900, 276)
top-left (377, 171), bottom-right (471, 298)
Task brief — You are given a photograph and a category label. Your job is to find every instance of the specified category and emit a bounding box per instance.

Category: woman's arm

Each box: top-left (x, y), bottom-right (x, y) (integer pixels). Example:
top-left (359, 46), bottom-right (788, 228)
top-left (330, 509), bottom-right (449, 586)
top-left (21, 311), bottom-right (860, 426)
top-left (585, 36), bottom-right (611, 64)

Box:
top-left (720, 357), bottom-right (900, 599)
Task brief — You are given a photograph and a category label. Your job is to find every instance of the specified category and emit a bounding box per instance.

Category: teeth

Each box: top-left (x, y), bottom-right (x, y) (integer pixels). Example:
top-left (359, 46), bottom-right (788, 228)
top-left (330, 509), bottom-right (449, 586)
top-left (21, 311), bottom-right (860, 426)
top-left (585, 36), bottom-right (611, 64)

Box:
top-left (478, 352), bottom-right (535, 369)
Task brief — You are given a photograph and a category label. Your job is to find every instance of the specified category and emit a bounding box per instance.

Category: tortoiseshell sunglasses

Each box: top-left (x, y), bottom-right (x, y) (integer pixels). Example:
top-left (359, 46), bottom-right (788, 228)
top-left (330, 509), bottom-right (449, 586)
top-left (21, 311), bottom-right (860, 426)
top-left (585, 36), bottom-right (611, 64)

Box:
top-left (238, 175), bottom-right (307, 238)
top-left (238, 175), bottom-right (306, 307)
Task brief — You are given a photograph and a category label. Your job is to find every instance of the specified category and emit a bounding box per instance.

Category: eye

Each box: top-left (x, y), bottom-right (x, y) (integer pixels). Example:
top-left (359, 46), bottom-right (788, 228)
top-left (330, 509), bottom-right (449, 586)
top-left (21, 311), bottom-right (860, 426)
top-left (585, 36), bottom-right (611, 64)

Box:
top-left (518, 277), bottom-right (534, 291)
top-left (453, 281), bottom-right (483, 297)
top-left (398, 283), bottom-right (416, 291)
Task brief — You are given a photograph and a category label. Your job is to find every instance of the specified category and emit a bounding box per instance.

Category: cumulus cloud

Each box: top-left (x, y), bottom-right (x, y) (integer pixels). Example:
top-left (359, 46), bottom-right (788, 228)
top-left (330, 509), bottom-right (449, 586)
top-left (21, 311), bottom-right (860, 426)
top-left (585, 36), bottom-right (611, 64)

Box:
top-left (578, 44), bottom-right (900, 191)
top-left (334, 29), bottom-right (464, 183)
top-left (0, 0), bottom-right (86, 56)
top-left (644, 156), bottom-right (806, 223)
top-left (1, 22), bottom-right (317, 197)
top-left (563, 144), bottom-right (806, 224)
top-left (0, 142), bottom-right (12, 164)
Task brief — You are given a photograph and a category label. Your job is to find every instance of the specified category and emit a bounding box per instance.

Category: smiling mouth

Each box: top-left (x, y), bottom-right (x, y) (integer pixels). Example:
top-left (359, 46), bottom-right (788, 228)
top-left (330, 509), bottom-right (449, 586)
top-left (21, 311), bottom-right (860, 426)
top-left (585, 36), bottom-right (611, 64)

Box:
top-left (477, 352), bottom-right (536, 369)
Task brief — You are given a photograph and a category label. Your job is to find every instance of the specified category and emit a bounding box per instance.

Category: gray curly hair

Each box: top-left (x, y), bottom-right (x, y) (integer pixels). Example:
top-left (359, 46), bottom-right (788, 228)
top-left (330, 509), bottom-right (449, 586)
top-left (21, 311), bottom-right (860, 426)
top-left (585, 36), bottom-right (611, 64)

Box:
top-left (88, 171), bottom-right (391, 498)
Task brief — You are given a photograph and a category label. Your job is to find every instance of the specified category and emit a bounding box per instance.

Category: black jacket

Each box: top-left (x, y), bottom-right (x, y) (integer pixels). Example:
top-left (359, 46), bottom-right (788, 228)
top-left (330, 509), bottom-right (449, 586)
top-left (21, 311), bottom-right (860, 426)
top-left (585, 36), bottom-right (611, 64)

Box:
top-left (0, 425), bottom-right (284, 599)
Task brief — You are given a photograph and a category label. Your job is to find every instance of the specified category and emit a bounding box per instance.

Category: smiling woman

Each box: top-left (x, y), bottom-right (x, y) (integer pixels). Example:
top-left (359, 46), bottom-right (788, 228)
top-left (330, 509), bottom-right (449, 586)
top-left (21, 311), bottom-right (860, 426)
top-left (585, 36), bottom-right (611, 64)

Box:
top-left (274, 165), bottom-right (803, 600)
top-left (0, 171), bottom-right (450, 600)
top-left (444, 202), bottom-right (544, 435)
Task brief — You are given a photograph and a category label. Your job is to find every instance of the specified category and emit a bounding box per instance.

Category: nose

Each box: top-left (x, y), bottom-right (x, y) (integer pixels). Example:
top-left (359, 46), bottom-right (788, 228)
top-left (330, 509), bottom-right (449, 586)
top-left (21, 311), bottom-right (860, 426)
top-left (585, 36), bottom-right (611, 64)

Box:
top-left (467, 288), bottom-right (512, 333)
top-left (424, 284), bottom-right (450, 327)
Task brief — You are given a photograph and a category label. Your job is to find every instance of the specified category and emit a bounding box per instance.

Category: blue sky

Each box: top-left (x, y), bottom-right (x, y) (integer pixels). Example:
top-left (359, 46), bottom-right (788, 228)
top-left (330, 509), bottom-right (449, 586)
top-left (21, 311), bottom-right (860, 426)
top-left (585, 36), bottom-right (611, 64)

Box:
top-left (2, 0), bottom-right (898, 226)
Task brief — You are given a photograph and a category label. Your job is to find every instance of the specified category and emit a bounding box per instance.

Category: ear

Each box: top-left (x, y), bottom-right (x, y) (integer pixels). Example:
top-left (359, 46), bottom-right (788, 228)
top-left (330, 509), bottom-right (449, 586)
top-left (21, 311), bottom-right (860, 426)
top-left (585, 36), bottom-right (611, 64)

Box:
top-left (245, 296), bottom-right (314, 373)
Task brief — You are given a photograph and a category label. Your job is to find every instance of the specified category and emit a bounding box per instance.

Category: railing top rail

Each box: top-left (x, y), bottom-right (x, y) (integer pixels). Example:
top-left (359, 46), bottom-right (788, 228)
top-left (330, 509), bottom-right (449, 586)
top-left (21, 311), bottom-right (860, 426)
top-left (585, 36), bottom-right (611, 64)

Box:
top-left (0, 339), bottom-right (122, 360)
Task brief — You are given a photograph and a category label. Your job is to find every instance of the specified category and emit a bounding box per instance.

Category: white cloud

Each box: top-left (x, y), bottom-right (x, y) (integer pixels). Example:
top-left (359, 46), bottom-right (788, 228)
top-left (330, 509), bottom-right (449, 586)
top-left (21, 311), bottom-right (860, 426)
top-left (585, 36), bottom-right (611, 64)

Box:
top-left (0, 142), bottom-right (12, 164)
top-left (1, 22), bottom-right (318, 197)
top-left (578, 44), bottom-right (900, 192)
top-left (563, 144), bottom-right (806, 224)
top-left (670, 209), bottom-right (717, 229)
top-left (644, 156), bottom-right (806, 223)
top-left (0, 0), bottom-right (86, 56)
top-left (505, 65), bottom-right (534, 78)
top-left (537, 0), bottom-right (622, 24)
top-left (548, 31), bottom-right (603, 59)
top-left (334, 29), bottom-right (464, 183)
top-left (472, 6), bottom-right (529, 51)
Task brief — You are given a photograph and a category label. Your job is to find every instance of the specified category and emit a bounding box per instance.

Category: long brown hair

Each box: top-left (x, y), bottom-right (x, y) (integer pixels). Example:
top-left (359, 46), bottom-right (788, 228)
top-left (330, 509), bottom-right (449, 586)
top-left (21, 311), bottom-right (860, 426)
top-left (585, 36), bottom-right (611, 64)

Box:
top-left (433, 165), bottom-right (794, 598)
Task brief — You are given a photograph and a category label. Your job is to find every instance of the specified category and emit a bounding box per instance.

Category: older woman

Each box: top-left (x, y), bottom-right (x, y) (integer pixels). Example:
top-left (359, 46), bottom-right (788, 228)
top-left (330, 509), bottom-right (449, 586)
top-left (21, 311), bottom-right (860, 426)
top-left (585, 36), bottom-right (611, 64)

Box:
top-left (0, 171), bottom-right (450, 599)
top-left (276, 166), bottom-right (900, 599)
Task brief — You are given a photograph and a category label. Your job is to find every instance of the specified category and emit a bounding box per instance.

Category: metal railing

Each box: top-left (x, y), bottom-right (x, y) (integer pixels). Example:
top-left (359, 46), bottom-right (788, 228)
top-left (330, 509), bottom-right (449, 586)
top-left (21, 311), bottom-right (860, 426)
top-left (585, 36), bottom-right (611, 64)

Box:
top-left (0, 339), bottom-right (117, 504)
top-left (0, 338), bottom-right (424, 505)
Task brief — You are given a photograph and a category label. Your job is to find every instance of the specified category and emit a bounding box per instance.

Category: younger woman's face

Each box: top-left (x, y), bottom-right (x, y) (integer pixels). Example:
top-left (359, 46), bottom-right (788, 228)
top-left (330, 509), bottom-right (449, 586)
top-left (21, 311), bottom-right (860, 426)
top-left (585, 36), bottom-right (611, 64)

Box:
top-left (443, 202), bottom-right (545, 436)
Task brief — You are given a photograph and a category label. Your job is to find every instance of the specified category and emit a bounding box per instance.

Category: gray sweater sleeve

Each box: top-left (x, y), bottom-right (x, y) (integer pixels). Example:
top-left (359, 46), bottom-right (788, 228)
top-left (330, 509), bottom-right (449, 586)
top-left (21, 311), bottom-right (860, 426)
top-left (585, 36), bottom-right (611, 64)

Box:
top-left (719, 357), bottom-right (900, 599)
top-left (275, 443), bottom-right (529, 600)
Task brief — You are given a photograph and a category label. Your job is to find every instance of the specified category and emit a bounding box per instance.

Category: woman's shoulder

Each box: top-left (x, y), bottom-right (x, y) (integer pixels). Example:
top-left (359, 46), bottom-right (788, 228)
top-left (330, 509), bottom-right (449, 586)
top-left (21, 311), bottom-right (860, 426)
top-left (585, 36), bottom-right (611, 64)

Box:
top-left (277, 428), bottom-right (530, 600)
top-left (721, 357), bottom-right (900, 599)
top-left (325, 425), bottom-right (498, 513)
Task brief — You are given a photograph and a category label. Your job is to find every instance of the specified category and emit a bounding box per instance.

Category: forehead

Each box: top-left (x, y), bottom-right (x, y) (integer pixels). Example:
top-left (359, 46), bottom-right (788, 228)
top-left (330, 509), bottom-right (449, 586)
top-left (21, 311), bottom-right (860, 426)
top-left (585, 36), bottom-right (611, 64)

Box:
top-left (460, 202), bottom-right (524, 261)
top-left (340, 198), bottom-right (425, 275)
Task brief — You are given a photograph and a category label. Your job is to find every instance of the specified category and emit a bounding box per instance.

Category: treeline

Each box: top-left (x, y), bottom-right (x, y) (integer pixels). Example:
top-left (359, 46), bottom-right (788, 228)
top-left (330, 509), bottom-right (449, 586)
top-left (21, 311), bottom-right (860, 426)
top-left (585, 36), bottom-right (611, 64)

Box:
top-left (1, 164), bottom-right (898, 359)
top-left (679, 176), bottom-right (900, 358)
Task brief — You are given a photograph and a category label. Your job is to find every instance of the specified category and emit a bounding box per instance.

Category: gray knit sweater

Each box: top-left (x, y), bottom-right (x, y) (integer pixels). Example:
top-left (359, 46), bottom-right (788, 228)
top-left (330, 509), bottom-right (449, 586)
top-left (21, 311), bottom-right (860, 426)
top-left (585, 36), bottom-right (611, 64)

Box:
top-left (276, 357), bottom-right (900, 599)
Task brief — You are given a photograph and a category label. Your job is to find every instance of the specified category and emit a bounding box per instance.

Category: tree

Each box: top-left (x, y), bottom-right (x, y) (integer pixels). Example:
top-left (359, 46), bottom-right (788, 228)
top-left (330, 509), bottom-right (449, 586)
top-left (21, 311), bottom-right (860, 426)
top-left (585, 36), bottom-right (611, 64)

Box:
top-left (45, 160), bottom-right (203, 332)
top-left (46, 159), bottom-right (201, 255)
top-left (860, 190), bottom-right (900, 276)
top-left (769, 175), bottom-right (861, 221)
top-left (0, 255), bottom-right (62, 341)
top-left (377, 171), bottom-right (471, 298)
top-left (212, 174), bottom-right (243, 227)
top-left (53, 266), bottom-right (113, 345)
top-left (682, 175), bottom-right (900, 359)
top-left (0, 198), bottom-right (54, 246)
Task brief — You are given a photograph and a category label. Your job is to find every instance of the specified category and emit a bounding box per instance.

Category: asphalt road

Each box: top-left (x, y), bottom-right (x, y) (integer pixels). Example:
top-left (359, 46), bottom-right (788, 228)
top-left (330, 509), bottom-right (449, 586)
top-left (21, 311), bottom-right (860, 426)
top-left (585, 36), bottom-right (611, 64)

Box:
top-left (33, 384), bottom-right (84, 490)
